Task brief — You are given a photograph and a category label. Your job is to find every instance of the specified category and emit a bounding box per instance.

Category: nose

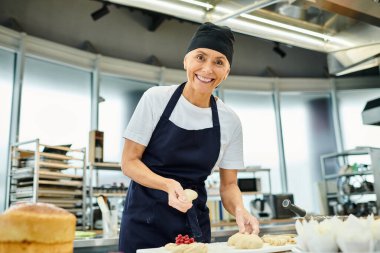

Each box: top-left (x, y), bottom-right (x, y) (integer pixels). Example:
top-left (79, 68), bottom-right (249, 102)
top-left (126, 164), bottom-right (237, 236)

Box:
top-left (201, 60), bottom-right (213, 74)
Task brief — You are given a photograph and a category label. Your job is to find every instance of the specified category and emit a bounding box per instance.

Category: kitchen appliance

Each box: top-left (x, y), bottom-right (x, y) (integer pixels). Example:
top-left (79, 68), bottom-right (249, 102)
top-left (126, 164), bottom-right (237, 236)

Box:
top-left (237, 178), bottom-right (261, 192)
top-left (282, 199), bottom-right (348, 222)
top-left (250, 196), bottom-right (272, 219)
top-left (270, 194), bottom-right (296, 219)
top-left (362, 97), bottom-right (380, 126)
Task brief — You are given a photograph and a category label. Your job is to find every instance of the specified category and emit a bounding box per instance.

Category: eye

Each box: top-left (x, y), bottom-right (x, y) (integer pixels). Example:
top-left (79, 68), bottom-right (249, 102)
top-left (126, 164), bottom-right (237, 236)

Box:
top-left (216, 59), bottom-right (224, 66)
top-left (196, 54), bottom-right (205, 61)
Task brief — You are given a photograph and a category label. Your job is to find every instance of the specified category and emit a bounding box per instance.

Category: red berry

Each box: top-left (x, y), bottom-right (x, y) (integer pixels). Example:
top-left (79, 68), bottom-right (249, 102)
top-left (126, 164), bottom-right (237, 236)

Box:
top-left (174, 234), bottom-right (196, 244)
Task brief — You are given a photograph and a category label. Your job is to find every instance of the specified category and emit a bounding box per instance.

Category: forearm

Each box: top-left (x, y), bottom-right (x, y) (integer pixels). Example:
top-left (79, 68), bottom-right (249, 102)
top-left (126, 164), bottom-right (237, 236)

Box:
top-left (122, 157), bottom-right (171, 192)
top-left (121, 139), bottom-right (172, 193)
top-left (219, 168), bottom-right (260, 234)
top-left (121, 140), bottom-right (192, 213)
top-left (220, 181), bottom-right (245, 216)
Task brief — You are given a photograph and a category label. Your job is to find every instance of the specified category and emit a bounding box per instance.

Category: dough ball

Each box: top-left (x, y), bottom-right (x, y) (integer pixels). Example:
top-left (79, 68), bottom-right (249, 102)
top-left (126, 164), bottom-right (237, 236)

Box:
top-left (261, 234), bottom-right (295, 246)
top-left (169, 244), bottom-right (188, 253)
top-left (184, 189), bottom-right (198, 202)
top-left (164, 242), bottom-right (207, 253)
top-left (183, 243), bottom-right (207, 253)
top-left (164, 243), bottom-right (177, 250)
top-left (227, 232), bottom-right (241, 246)
top-left (227, 232), bottom-right (263, 249)
top-left (235, 234), bottom-right (263, 249)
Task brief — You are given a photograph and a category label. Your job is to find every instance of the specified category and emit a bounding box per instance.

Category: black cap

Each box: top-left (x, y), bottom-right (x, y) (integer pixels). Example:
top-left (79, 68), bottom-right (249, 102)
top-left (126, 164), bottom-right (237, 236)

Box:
top-left (186, 22), bottom-right (235, 66)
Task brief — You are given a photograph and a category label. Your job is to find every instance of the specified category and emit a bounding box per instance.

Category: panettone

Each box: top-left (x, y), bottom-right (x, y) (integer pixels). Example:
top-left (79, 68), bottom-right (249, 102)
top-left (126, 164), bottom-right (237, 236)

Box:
top-left (0, 202), bottom-right (76, 253)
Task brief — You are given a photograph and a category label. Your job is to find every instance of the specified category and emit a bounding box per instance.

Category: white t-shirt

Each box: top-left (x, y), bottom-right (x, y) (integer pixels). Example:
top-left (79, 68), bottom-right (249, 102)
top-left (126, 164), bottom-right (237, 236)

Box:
top-left (123, 85), bottom-right (244, 170)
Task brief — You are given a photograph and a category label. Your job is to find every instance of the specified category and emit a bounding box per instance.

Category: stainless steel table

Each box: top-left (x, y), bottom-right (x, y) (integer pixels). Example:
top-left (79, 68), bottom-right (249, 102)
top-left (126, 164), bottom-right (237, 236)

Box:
top-left (73, 221), bottom-right (296, 252)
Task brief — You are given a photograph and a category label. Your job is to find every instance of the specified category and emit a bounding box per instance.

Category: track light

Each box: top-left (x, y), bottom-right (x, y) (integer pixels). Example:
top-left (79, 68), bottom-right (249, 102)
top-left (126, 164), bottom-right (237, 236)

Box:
top-left (273, 42), bottom-right (286, 58)
top-left (91, 3), bottom-right (110, 21)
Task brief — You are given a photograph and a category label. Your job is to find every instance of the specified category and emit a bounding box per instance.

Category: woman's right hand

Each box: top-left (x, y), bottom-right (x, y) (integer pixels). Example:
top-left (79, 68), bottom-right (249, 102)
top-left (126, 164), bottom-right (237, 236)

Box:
top-left (165, 179), bottom-right (193, 213)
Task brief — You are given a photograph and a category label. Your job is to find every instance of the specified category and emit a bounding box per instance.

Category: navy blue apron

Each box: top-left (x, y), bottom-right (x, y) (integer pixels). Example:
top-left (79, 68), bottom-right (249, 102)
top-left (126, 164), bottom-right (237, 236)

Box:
top-left (119, 83), bottom-right (221, 253)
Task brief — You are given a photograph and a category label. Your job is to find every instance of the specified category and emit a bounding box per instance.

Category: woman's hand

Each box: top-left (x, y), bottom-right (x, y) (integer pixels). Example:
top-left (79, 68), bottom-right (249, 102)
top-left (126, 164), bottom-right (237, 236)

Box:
top-left (235, 207), bottom-right (260, 234)
top-left (165, 179), bottom-right (193, 213)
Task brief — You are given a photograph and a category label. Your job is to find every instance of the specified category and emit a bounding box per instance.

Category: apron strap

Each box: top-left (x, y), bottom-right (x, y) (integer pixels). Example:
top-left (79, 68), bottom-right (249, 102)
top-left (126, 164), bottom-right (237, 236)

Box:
top-left (186, 206), bottom-right (203, 241)
top-left (162, 82), bottom-right (186, 119)
top-left (210, 95), bottom-right (220, 127)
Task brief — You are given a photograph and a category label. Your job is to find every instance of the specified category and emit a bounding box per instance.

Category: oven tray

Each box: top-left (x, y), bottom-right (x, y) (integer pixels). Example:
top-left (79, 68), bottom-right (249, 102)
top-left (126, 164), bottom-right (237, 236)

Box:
top-left (17, 179), bottom-right (82, 187)
top-left (12, 167), bottom-right (82, 180)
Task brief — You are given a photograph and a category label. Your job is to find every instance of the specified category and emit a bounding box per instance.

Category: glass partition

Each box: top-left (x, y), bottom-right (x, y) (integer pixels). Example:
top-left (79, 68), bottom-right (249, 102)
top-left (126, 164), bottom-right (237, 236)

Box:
top-left (19, 57), bottom-right (91, 148)
top-left (223, 90), bottom-right (280, 194)
top-left (99, 75), bottom-right (155, 163)
top-left (98, 75), bottom-right (154, 185)
top-left (281, 92), bottom-right (336, 213)
top-left (0, 49), bottom-right (15, 211)
top-left (337, 89), bottom-right (380, 150)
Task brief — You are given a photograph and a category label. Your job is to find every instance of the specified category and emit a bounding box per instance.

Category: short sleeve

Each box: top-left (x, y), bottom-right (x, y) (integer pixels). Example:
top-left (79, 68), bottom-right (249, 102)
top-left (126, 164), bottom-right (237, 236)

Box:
top-left (123, 89), bottom-right (156, 146)
top-left (218, 119), bottom-right (245, 170)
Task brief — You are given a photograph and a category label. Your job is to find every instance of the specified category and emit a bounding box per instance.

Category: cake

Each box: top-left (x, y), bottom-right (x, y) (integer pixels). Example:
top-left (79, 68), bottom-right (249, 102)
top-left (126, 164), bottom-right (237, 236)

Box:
top-left (0, 202), bottom-right (76, 253)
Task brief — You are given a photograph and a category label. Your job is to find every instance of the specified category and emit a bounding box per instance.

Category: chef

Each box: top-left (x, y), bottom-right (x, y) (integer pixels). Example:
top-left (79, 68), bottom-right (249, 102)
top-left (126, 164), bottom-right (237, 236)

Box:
top-left (119, 22), bottom-right (260, 253)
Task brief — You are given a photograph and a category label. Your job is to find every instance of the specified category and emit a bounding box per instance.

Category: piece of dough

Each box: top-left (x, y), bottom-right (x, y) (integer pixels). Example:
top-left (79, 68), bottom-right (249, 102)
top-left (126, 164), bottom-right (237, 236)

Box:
top-left (262, 234), bottom-right (295, 246)
top-left (183, 243), bottom-right (207, 253)
top-left (236, 234), bottom-right (263, 249)
top-left (184, 189), bottom-right (198, 202)
top-left (227, 232), bottom-right (263, 249)
top-left (227, 232), bottom-right (241, 246)
top-left (164, 242), bottom-right (207, 253)
top-left (164, 243), bottom-right (177, 250)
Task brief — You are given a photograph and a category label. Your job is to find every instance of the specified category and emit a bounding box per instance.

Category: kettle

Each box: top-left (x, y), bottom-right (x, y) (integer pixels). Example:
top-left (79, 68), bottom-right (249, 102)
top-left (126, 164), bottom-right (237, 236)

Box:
top-left (250, 198), bottom-right (272, 219)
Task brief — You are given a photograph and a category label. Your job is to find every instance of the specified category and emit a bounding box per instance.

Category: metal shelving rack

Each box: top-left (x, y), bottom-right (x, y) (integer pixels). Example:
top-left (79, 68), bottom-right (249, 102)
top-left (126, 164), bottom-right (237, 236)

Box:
top-left (320, 146), bottom-right (380, 216)
top-left (7, 139), bottom-right (87, 229)
top-left (88, 162), bottom-right (125, 229)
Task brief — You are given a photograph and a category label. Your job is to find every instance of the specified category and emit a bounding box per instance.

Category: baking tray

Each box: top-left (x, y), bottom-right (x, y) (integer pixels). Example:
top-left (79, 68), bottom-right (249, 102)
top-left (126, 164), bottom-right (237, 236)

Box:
top-left (137, 242), bottom-right (295, 253)
top-left (17, 179), bottom-right (82, 187)
top-left (15, 186), bottom-right (83, 197)
top-left (12, 168), bottom-right (82, 180)
top-left (38, 199), bottom-right (81, 208)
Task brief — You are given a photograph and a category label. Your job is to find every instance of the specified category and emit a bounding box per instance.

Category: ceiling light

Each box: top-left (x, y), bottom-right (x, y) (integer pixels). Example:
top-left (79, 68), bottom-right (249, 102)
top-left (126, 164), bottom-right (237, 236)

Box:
top-left (180, 0), bottom-right (213, 10)
top-left (91, 3), bottom-right (110, 21)
top-left (109, 0), bottom-right (205, 21)
top-left (241, 13), bottom-right (331, 40)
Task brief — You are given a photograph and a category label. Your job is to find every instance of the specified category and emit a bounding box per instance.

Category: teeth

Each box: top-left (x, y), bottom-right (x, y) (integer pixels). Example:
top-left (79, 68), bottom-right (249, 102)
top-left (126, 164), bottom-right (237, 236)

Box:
top-left (197, 75), bottom-right (212, 82)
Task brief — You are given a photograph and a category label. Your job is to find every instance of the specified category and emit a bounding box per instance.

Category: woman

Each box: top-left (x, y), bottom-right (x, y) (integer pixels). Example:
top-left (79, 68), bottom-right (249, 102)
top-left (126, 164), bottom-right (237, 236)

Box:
top-left (119, 22), bottom-right (259, 253)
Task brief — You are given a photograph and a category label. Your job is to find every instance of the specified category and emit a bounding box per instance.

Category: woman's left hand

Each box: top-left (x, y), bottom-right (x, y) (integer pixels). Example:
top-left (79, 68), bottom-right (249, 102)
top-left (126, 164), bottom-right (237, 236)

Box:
top-left (235, 207), bottom-right (260, 234)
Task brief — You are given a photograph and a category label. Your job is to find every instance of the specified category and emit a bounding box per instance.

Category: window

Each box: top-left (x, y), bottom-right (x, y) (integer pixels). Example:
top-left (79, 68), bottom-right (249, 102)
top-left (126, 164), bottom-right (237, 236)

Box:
top-left (0, 49), bottom-right (15, 211)
top-left (98, 75), bottom-right (154, 185)
top-left (223, 90), bottom-right (280, 194)
top-left (19, 57), bottom-right (91, 149)
top-left (281, 92), bottom-right (336, 213)
top-left (337, 89), bottom-right (380, 150)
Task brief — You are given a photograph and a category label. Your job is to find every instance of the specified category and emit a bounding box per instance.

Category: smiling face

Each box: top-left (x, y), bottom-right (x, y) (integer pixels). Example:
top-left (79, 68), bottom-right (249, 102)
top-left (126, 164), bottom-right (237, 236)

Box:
top-left (183, 48), bottom-right (230, 96)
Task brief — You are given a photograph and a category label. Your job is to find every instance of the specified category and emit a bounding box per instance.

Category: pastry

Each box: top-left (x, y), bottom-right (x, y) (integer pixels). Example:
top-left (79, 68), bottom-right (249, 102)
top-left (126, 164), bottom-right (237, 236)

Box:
top-left (184, 189), bottom-right (198, 202)
top-left (227, 232), bottom-right (263, 249)
top-left (164, 242), bottom-right (207, 253)
top-left (262, 234), bottom-right (296, 246)
top-left (0, 202), bottom-right (76, 253)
